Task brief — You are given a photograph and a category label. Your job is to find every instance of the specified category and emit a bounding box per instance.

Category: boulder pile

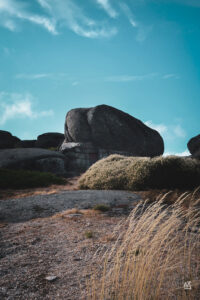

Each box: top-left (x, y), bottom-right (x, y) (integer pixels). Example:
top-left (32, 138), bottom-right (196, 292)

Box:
top-left (4, 105), bottom-right (200, 177)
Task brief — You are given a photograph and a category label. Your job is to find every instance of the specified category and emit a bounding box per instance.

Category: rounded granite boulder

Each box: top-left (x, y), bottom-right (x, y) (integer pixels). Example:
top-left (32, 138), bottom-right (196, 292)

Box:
top-left (64, 105), bottom-right (164, 157)
top-left (35, 132), bottom-right (64, 149)
top-left (0, 130), bottom-right (20, 149)
top-left (187, 134), bottom-right (200, 156)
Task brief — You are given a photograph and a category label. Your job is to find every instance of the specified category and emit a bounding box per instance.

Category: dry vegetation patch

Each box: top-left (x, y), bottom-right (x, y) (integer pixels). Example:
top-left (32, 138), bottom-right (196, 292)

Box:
top-left (79, 154), bottom-right (200, 191)
top-left (88, 193), bottom-right (200, 300)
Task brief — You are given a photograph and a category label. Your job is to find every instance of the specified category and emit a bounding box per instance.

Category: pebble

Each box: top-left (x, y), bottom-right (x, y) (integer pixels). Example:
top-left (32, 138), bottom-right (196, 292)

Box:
top-left (45, 275), bottom-right (58, 282)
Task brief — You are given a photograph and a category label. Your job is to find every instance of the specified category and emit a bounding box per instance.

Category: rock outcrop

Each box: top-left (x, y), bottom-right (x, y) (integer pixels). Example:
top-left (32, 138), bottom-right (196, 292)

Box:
top-left (0, 130), bottom-right (20, 149)
top-left (0, 148), bottom-right (67, 175)
top-left (60, 105), bottom-right (164, 174)
top-left (187, 134), bottom-right (200, 157)
top-left (16, 140), bottom-right (36, 148)
top-left (35, 132), bottom-right (64, 149)
top-left (64, 105), bottom-right (164, 156)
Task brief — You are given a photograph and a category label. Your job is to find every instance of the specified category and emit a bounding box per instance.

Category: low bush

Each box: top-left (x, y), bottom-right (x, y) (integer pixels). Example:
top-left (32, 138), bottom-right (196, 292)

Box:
top-left (0, 168), bottom-right (65, 189)
top-left (79, 154), bottom-right (200, 190)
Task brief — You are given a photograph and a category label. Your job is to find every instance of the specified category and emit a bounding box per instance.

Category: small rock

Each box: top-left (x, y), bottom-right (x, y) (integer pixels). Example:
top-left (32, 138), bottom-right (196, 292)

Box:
top-left (73, 257), bottom-right (82, 261)
top-left (67, 214), bottom-right (83, 218)
top-left (45, 275), bottom-right (58, 282)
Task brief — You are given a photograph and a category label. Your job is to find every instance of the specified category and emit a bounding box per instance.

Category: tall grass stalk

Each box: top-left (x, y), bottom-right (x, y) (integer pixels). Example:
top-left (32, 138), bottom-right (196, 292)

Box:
top-left (87, 192), bottom-right (200, 299)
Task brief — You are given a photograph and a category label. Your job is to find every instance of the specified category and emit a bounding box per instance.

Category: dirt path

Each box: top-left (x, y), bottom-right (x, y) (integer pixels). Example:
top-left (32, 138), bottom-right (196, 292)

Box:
top-left (0, 190), bottom-right (142, 299)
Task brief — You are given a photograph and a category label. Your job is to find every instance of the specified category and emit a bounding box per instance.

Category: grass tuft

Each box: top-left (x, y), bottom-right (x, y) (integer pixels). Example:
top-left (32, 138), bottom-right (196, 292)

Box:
top-left (79, 154), bottom-right (200, 191)
top-left (87, 192), bottom-right (200, 299)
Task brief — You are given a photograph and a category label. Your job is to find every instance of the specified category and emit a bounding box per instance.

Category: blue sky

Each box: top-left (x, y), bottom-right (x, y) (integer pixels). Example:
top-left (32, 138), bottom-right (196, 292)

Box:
top-left (0, 0), bottom-right (200, 155)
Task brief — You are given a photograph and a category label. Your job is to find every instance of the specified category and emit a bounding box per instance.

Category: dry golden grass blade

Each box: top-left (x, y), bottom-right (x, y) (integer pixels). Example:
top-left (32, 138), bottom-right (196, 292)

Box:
top-left (87, 192), bottom-right (200, 300)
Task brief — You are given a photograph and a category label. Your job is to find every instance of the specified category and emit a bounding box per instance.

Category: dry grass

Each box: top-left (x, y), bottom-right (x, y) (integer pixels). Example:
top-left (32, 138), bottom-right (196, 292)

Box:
top-left (53, 208), bottom-right (101, 219)
top-left (87, 191), bottom-right (200, 300)
top-left (79, 154), bottom-right (200, 191)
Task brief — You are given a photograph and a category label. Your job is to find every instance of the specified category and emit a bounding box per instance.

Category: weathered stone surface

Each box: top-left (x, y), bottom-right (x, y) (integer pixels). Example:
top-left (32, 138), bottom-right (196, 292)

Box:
top-left (0, 148), bottom-right (67, 175)
top-left (64, 105), bottom-right (164, 157)
top-left (36, 132), bottom-right (64, 149)
top-left (61, 105), bottom-right (164, 175)
top-left (188, 134), bottom-right (200, 155)
top-left (16, 140), bottom-right (36, 148)
top-left (0, 130), bottom-right (20, 149)
top-left (60, 142), bottom-right (141, 175)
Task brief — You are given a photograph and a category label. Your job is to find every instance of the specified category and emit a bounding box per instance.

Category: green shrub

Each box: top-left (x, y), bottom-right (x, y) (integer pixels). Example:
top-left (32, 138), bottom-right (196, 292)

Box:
top-left (93, 204), bottom-right (110, 212)
top-left (0, 168), bottom-right (65, 189)
top-left (78, 155), bottom-right (200, 190)
top-left (85, 231), bottom-right (94, 239)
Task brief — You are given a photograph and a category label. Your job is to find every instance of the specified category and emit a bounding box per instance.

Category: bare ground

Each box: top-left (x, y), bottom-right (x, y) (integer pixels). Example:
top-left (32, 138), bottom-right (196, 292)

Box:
top-left (0, 178), bottom-right (142, 300)
top-left (1, 178), bottom-right (198, 300)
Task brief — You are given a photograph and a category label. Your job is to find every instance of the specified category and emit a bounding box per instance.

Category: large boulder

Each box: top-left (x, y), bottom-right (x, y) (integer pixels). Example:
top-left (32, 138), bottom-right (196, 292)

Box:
top-left (187, 134), bottom-right (200, 156)
top-left (35, 132), bottom-right (64, 149)
top-left (64, 105), bottom-right (164, 156)
top-left (0, 148), bottom-right (67, 175)
top-left (0, 130), bottom-right (20, 149)
top-left (60, 105), bottom-right (164, 175)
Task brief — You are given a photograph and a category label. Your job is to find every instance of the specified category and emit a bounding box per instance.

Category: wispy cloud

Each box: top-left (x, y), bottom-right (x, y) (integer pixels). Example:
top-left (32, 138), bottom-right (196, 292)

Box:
top-left (145, 120), bottom-right (187, 140)
top-left (106, 73), bottom-right (158, 82)
top-left (0, 0), bottom-right (57, 34)
top-left (163, 73), bottom-right (180, 79)
top-left (173, 124), bottom-right (186, 138)
top-left (15, 73), bottom-right (53, 80)
top-left (0, 92), bottom-right (53, 125)
top-left (96, 0), bottom-right (118, 18)
top-left (145, 121), bottom-right (168, 135)
top-left (119, 3), bottom-right (137, 27)
top-left (0, 0), bottom-right (117, 38)
top-left (106, 72), bottom-right (180, 83)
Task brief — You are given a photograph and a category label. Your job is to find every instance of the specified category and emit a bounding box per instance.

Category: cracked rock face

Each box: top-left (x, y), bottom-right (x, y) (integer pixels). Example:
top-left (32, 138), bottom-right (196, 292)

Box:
top-left (63, 104), bottom-right (164, 157)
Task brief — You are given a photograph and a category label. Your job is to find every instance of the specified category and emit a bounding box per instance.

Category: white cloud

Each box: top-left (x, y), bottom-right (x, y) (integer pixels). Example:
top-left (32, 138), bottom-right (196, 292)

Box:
top-left (145, 120), bottom-right (186, 139)
top-left (164, 150), bottom-right (190, 156)
top-left (0, 0), bottom-right (57, 34)
top-left (96, 0), bottom-right (118, 18)
top-left (173, 124), bottom-right (186, 138)
top-left (50, 0), bottom-right (117, 38)
top-left (0, 0), bottom-right (117, 38)
top-left (106, 73), bottom-right (158, 82)
top-left (175, 150), bottom-right (190, 156)
top-left (0, 92), bottom-right (53, 125)
top-left (145, 121), bottom-right (168, 135)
